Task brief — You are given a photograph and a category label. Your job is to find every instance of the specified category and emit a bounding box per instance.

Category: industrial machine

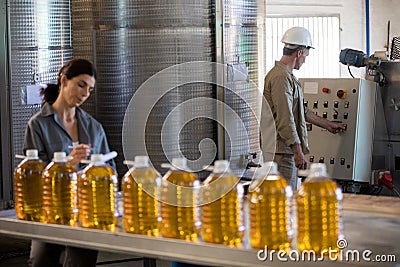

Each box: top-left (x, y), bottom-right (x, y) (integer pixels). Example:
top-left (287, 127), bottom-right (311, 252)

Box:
top-left (300, 78), bottom-right (377, 189)
top-left (302, 48), bottom-right (400, 195)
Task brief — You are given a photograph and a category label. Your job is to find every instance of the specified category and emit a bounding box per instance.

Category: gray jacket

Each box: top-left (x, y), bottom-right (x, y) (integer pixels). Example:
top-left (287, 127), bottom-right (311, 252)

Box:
top-left (24, 102), bottom-right (115, 169)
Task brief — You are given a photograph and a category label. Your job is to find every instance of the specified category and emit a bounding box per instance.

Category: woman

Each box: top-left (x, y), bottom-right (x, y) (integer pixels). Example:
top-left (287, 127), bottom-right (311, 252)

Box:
top-left (23, 58), bottom-right (115, 267)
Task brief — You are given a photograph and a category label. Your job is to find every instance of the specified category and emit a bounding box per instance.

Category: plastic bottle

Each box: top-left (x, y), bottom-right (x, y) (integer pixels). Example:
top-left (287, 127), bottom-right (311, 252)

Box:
top-left (200, 160), bottom-right (244, 247)
top-left (13, 149), bottom-right (46, 221)
top-left (159, 158), bottom-right (200, 241)
top-left (42, 152), bottom-right (78, 226)
top-left (248, 161), bottom-right (293, 251)
top-left (296, 163), bottom-right (343, 254)
top-left (122, 156), bottom-right (161, 236)
top-left (78, 153), bottom-right (118, 232)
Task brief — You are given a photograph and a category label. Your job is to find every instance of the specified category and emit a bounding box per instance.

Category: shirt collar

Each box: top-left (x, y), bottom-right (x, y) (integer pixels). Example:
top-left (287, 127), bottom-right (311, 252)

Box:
top-left (274, 60), bottom-right (293, 75)
top-left (40, 102), bottom-right (56, 117)
top-left (40, 102), bottom-right (87, 121)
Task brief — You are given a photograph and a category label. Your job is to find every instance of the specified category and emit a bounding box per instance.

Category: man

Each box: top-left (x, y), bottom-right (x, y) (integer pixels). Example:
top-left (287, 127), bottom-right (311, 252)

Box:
top-left (262, 26), bottom-right (346, 189)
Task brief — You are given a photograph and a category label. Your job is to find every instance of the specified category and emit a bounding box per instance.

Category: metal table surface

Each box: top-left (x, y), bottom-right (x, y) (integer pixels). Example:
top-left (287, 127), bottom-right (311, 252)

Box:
top-left (0, 194), bottom-right (399, 267)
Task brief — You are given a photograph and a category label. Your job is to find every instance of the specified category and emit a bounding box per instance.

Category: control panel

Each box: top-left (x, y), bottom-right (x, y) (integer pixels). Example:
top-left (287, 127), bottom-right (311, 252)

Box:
top-left (300, 78), bottom-right (377, 182)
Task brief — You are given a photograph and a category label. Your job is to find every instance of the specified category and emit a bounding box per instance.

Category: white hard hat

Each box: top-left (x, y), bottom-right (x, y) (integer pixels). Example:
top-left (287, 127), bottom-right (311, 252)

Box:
top-left (281, 27), bottom-right (314, 49)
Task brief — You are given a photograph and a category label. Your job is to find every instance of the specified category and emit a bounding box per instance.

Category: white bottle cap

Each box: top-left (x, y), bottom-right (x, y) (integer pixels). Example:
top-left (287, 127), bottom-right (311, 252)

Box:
top-left (309, 163), bottom-right (328, 177)
top-left (254, 161), bottom-right (279, 179)
top-left (53, 152), bottom-right (67, 163)
top-left (172, 158), bottom-right (188, 171)
top-left (213, 160), bottom-right (230, 173)
top-left (26, 149), bottom-right (38, 159)
top-left (90, 154), bottom-right (104, 163)
top-left (135, 156), bottom-right (149, 168)
top-left (263, 161), bottom-right (278, 175)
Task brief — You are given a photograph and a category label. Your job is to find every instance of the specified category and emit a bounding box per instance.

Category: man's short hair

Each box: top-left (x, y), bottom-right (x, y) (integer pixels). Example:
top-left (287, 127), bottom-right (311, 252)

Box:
top-left (283, 45), bottom-right (309, 56)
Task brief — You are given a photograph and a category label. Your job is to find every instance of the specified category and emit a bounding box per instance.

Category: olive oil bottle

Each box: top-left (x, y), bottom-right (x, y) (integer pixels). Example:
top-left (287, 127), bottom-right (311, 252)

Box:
top-left (13, 149), bottom-right (45, 221)
top-left (42, 152), bottom-right (78, 226)
top-left (159, 158), bottom-right (200, 241)
top-left (248, 161), bottom-right (293, 251)
top-left (122, 156), bottom-right (161, 236)
top-left (78, 153), bottom-right (118, 232)
top-left (201, 160), bottom-right (244, 247)
top-left (296, 163), bottom-right (344, 254)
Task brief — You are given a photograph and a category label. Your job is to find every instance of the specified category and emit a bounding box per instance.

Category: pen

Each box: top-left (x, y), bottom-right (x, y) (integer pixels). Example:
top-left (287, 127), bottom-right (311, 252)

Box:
top-left (68, 145), bottom-right (93, 150)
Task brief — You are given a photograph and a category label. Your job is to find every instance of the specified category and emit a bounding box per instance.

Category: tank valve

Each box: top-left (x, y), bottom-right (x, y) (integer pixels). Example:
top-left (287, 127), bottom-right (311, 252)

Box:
top-left (245, 152), bottom-right (261, 169)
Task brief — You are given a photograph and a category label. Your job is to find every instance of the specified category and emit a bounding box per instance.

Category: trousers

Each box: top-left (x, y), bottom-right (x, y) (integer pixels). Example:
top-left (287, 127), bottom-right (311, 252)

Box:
top-left (274, 153), bottom-right (298, 189)
top-left (28, 240), bottom-right (98, 267)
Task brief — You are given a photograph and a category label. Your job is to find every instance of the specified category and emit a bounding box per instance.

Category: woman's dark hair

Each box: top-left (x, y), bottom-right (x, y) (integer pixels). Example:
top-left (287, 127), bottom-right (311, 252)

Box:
top-left (41, 58), bottom-right (97, 103)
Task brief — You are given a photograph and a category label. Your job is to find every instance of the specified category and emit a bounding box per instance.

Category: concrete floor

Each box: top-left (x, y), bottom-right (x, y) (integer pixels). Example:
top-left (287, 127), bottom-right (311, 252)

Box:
top-left (0, 236), bottom-right (173, 267)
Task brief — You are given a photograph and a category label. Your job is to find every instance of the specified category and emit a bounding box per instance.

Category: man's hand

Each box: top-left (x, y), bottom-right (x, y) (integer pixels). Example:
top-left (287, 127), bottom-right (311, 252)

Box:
top-left (306, 111), bottom-right (347, 134)
top-left (291, 144), bottom-right (308, 169)
top-left (325, 121), bottom-right (346, 134)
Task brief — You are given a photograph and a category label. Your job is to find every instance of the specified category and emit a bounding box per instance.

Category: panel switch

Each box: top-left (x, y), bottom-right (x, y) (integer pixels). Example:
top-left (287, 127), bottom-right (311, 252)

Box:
top-left (337, 89), bottom-right (347, 99)
top-left (334, 101), bottom-right (339, 108)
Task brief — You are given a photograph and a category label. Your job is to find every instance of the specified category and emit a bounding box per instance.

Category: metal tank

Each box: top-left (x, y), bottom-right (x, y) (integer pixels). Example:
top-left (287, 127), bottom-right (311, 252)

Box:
top-left (71, 1), bottom-right (216, 178)
top-left (6, 0), bottom-right (265, 187)
top-left (223, 0), bottom-right (265, 178)
top-left (9, 0), bottom-right (73, 171)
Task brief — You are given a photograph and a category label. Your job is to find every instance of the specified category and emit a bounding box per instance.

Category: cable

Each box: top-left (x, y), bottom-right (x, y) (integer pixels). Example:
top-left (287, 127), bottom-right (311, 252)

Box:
top-left (393, 188), bottom-right (400, 198)
top-left (348, 66), bottom-right (355, 78)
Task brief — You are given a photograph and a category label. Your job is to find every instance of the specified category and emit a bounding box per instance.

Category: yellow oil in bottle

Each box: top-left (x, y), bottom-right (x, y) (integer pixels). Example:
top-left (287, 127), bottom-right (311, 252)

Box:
top-left (201, 160), bottom-right (244, 247)
top-left (122, 156), bottom-right (161, 236)
top-left (13, 149), bottom-right (46, 221)
top-left (78, 154), bottom-right (118, 232)
top-left (42, 152), bottom-right (78, 226)
top-left (296, 163), bottom-right (343, 255)
top-left (248, 161), bottom-right (293, 251)
top-left (159, 158), bottom-right (200, 241)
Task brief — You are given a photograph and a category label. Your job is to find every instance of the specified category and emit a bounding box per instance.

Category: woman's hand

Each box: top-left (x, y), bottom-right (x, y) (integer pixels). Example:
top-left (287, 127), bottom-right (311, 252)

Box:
top-left (68, 144), bottom-right (91, 165)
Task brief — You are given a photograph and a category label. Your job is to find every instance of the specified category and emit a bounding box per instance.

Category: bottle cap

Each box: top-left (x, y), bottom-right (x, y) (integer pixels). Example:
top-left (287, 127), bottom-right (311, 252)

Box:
top-left (53, 152), bottom-right (67, 163)
top-left (213, 160), bottom-right (230, 173)
top-left (263, 161), bottom-right (278, 175)
top-left (90, 154), bottom-right (103, 163)
top-left (308, 163), bottom-right (328, 177)
top-left (135, 156), bottom-right (149, 168)
top-left (26, 149), bottom-right (38, 159)
top-left (254, 161), bottom-right (278, 179)
top-left (172, 158), bottom-right (188, 171)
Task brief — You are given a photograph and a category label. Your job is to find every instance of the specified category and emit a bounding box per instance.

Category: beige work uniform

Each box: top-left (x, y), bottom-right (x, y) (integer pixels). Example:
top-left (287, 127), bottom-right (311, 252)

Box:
top-left (261, 61), bottom-right (311, 188)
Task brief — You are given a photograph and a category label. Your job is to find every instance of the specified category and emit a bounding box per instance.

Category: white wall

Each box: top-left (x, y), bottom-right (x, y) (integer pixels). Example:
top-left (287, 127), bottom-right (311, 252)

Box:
top-left (265, 0), bottom-right (400, 77)
top-left (370, 0), bottom-right (400, 53)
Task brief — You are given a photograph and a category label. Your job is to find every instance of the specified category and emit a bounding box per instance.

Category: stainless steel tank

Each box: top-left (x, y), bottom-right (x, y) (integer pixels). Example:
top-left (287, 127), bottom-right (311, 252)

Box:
top-left (223, 0), bottom-right (264, 178)
top-left (7, 0), bottom-right (265, 182)
top-left (71, 1), bottom-right (216, 177)
top-left (9, 0), bottom-right (73, 169)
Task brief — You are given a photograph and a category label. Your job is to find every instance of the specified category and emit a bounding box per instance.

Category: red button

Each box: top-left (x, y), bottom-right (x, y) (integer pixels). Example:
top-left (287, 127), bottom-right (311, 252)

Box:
top-left (322, 87), bottom-right (330, 93)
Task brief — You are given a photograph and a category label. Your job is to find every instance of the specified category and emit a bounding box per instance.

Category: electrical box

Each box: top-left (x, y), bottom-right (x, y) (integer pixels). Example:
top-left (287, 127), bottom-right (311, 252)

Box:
top-left (300, 78), bottom-right (377, 182)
